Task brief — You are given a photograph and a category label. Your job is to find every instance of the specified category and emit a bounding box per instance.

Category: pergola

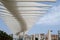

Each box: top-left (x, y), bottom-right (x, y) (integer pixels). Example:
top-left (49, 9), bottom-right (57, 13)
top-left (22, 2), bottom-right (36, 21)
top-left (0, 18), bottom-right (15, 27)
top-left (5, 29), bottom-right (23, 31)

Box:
top-left (0, 0), bottom-right (56, 36)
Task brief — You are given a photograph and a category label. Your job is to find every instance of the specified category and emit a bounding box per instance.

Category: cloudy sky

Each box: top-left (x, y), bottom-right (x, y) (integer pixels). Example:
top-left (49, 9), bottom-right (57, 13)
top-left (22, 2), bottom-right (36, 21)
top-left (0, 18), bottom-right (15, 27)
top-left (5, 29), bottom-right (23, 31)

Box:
top-left (27, 0), bottom-right (60, 35)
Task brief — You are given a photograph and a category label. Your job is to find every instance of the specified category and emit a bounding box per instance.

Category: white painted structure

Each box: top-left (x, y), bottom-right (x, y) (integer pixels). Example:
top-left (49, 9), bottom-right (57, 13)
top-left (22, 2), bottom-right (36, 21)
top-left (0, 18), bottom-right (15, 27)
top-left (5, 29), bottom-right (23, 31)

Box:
top-left (0, 0), bottom-right (56, 37)
top-left (48, 30), bottom-right (51, 40)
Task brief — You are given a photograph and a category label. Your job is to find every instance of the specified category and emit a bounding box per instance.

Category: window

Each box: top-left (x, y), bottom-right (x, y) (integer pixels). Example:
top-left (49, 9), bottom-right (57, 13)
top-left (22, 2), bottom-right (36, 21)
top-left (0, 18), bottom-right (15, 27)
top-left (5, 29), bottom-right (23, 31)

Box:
top-left (35, 37), bottom-right (38, 40)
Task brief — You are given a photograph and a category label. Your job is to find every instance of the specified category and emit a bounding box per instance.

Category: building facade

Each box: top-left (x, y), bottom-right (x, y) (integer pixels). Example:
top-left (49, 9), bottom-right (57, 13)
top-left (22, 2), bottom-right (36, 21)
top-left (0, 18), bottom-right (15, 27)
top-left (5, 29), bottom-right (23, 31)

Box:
top-left (46, 34), bottom-right (58, 40)
top-left (31, 34), bottom-right (58, 40)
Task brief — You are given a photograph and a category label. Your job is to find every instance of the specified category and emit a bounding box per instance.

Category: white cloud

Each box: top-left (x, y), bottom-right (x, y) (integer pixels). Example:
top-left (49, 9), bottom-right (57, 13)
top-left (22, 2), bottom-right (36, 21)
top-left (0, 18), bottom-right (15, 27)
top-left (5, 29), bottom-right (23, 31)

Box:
top-left (36, 5), bottom-right (60, 25)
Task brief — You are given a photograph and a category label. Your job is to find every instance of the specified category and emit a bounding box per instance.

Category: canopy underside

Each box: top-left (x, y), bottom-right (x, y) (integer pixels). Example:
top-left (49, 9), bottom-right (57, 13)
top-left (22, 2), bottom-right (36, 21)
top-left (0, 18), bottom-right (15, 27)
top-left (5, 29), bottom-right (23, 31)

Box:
top-left (0, 0), bottom-right (56, 34)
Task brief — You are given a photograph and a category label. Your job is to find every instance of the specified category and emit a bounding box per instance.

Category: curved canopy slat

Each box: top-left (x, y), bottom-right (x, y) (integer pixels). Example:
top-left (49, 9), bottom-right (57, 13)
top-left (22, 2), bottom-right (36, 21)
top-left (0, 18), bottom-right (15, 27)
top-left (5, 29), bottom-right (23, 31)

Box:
top-left (16, 2), bottom-right (52, 7)
top-left (6, 0), bottom-right (56, 2)
top-left (1, 15), bottom-right (22, 34)
top-left (17, 7), bottom-right (49, 11)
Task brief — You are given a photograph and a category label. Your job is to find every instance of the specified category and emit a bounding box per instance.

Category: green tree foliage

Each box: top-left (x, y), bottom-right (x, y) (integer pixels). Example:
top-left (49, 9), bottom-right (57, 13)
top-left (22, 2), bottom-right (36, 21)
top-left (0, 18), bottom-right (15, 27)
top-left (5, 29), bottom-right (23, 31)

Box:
top-left (0, 30), bottom-right (13, 40)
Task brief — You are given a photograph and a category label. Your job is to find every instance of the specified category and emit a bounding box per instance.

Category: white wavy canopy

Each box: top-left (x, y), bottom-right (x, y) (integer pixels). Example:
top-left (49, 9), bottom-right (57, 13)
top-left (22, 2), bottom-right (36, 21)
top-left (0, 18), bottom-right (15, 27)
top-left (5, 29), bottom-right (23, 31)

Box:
top-left (0, 0), bottom-right (56, 35)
